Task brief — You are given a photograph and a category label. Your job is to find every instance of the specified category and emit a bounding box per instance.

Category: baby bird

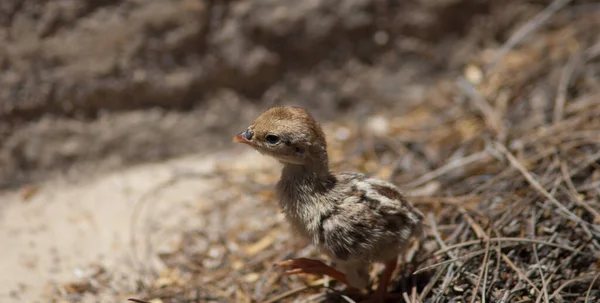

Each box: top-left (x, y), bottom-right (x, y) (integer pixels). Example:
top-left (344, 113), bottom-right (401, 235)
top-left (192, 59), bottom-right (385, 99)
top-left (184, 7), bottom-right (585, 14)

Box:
top-left (233, 106), bottom-right (424, 297)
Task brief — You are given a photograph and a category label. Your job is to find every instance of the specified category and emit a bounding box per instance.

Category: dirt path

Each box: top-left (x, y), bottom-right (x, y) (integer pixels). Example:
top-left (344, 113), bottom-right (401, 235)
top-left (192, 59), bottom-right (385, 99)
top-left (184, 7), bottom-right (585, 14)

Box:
top-left (0, 149), bottom-right (271, 303)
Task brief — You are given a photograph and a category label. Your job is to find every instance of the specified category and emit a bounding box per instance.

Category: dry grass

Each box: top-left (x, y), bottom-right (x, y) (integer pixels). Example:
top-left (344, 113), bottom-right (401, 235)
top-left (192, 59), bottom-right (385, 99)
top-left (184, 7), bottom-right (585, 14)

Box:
top-left (54, 2), bottom-right (600, 303)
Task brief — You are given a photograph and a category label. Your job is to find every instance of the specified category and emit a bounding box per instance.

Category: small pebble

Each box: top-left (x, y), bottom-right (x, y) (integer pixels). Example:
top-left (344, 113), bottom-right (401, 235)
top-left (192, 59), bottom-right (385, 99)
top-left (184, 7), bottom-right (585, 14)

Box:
top-left (465, 64), bottom-right (483, 84)
top-left (366, 115), bottom-right (389, 136)
top-left (335, 127), bottom-right (351, 141)
top-left (373, 31), bottom-right (389, 45)
top-left (243, 273), bottom-right (260, 283)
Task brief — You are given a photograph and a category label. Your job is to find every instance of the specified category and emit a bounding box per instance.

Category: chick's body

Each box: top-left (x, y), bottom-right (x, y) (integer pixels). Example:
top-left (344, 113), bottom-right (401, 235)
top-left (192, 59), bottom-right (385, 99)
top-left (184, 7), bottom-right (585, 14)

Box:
top-left (234, 106), bottom-right (424, 290)
top-left (278, 168), bottom-right (423, 288)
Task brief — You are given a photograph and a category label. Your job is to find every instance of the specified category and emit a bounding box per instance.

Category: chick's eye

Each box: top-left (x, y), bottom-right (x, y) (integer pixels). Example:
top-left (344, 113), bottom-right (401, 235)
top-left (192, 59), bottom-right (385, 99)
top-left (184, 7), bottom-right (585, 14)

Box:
top-left (265, 134), bottom-right (280, 144)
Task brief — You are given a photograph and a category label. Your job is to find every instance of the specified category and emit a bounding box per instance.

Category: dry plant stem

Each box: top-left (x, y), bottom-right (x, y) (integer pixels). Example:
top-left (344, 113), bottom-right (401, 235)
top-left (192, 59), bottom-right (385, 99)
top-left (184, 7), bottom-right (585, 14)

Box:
top-left (521, 113), bottom-right (586, 144)
top-left (469, 230), bottom-right (491, 303)
top-left (486, 136), bottom-right (596, 195)
top-left (487, 0), bottom-right (573, 72)
top-left (411, 283), bottom-right (418, 303)
top-left (538, 245), bottom-right (586, 297)
top-left (460, 210), bottom-right (487, 239)
top-left (553, 53), bottom-right (582, 124)
top-left (433, 237), bottom-right (587, 257)
top-left (490, 234), bottom-right (503, 301)
top-left (405, 151), bottom-right (490, 188)
top-left (253, 264), bottom-right (277, 301)
top-left (414, 247), bottom-right (499, 275)
top-left (428, 212), bottom-right (459, 302)
top-left (584, 272), bottom-right (600, 303)
top-left (435, 263), bottom-right (455, 303)
top-left (457, 78), bottom-right (504, 137)
top-left (549, 273), bottom-right (599, 301)
top-left (559, 160), bottom-right (600, 222)
top-left (501, 254), bottom-right (541, 295)
top-left (549, 149), bottom-right (600, 190)
top-left (427, 213), bottom-right (478, 298)
top-left (565, 92), bottom-right (600, 114)
top-left (470, 167), bottom-right (513, 194)
top-left (585, 41), bottom-right (600, 59)
top-left (531, 210), bottom-right (550, 303)
top-left (338, 294), bottom-right (358, 303)
top-left (428, 214), bottom-right (456, 260)
top-left (492, 142), bottom-right (594, 234)
top-left (410, 196), bottom-right (486, 218)
top-left (481, 239), bottom-right (493, 302)
top-left (572, 150), bottom-right (600, 187)
top-left (236, 280), bottom-right (252, 302)
top-left (471, 136), bottom-right (592, 195)
top-left (419, 266), bottom-right (446, 300)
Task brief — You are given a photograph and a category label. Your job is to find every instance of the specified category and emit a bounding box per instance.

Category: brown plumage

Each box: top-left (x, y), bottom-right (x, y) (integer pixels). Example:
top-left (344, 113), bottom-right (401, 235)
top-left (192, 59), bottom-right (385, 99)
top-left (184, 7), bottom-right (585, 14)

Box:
top-left (233, 106), bottom-right (424, 296)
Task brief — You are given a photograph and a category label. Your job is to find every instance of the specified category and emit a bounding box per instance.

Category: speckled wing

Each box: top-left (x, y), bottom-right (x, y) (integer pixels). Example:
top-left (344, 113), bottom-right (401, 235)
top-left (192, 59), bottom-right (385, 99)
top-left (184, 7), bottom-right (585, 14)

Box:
top-left (318, 172), bottom-right (424, 262)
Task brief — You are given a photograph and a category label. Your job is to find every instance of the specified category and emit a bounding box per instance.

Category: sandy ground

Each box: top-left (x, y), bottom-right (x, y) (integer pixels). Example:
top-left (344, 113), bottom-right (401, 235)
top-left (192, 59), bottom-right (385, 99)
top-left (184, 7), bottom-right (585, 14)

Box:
top-left (0, 148), bottom-right (272, 303)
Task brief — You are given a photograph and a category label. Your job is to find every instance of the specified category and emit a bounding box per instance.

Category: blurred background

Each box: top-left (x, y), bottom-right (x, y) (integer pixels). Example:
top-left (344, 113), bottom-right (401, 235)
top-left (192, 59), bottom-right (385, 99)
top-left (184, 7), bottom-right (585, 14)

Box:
top-left (1, 0), bottom-right (599, 302)
top-left (0, 0), bottom-right (535, 188)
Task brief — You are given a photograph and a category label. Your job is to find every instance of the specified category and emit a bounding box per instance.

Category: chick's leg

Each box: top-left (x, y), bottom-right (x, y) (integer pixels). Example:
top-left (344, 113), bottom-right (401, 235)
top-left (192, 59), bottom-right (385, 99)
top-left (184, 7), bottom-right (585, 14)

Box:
top-left (353, 257), bottom-right (402, 303)
top-left (376, 256), bottom-right (398, 295)
top-left (278, 258), bottom-right (351, 286)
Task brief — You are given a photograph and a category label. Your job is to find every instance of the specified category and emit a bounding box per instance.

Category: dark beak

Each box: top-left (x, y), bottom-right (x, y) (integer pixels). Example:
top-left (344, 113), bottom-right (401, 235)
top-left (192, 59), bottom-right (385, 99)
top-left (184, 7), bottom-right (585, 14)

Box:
top-left (233, 129), bottom-right (254, 145)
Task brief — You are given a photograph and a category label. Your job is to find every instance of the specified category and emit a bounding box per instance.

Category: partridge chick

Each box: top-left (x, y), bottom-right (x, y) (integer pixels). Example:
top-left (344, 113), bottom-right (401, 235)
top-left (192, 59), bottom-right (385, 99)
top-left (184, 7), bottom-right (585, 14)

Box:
top-left (233, 106), bottom-right (424, 296)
